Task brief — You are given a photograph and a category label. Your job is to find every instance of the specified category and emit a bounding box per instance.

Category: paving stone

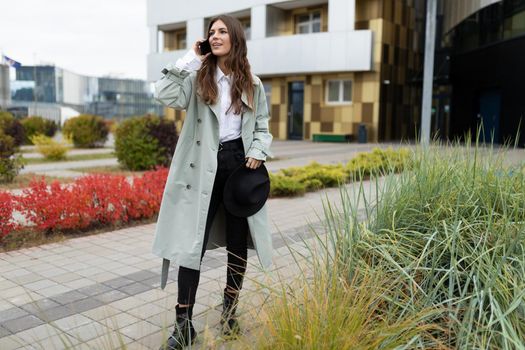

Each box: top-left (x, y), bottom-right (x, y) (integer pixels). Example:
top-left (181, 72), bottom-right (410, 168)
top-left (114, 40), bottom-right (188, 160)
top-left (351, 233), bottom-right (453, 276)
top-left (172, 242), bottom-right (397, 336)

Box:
top-left (102, 277), bottom-right (135, 289)
top-left (49, 290), bottom-right (89, 305)
top-left (0, 335), bottom-right (25, 350)
top-left (126, 303), bottom-right (165, 320)
top-left (0, 307), bottom-right (29, 322)
top-left (125, 270), bottom-right (158, 283)
top-left (119, 282), bottom-right (151, 296)
top-left (13, 323), bottom-right (61, 342)
top-left (82, 305), bottom-right (120, 322)
top-left (118, 320), bottom-right (161, 341)
top-left (30, 333), bottom-right (80, 350)
top-left (93, 290), bottom-right (128, 304)
top-left (40, 305), bottom-right (78, 322)
top-left (19, 298), bottom-right (60, 315)
top-left (103, 312), bottom-right (141, 331)
top-left (2, 315), bottom-right (45, 333)
top-left (77, 282), bottom-right (113, 296)
top-left (24, 279), bottom-right (58, 291)
top-left (109, 296), bottom-right (145, 312)
top-left (68, 321), bottom-right (108, 342)
top-left (0, 325), bottom-right (11, 338)
top-left (82, 330), bottom-right (133, 350)
top-left (66, 297), bottom-right (105, 314)
top-left (52, 314), bottom-right (93, 332)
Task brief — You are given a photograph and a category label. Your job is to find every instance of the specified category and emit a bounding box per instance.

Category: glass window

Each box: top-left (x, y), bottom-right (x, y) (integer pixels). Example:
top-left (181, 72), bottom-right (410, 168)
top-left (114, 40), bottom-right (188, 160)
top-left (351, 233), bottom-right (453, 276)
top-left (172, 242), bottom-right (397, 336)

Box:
top-left (327, 80), bottom-right (352, 103)
top-left (295, 11), bottom-right (322, 34)
top-left (327, 81), bottom-right (340, 102)
top-left (163, 28), bottom-right (186, 51)
top-left (343, 81), bottom-right (352, 101)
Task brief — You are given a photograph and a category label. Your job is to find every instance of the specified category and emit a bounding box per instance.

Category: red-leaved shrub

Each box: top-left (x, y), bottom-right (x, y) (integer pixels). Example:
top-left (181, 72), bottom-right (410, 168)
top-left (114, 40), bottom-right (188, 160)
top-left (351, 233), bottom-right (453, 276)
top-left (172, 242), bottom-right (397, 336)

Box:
top-left (0, 191), bottom-right (17, 237)
top-left (6, 168), bottom-right (169, 238)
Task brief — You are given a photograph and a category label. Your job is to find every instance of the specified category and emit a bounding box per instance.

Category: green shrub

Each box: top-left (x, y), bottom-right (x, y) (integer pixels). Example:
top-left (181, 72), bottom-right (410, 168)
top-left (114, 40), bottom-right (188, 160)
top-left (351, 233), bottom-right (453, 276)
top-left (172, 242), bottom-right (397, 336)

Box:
top-left (282, 162), bottom-right (348, 190)
top-left (346, 147), bottom-right (411, 176)
top-left (62, 114), bottom-right (109, 148)
top-left (269, 173), bottom-right (306, 197)
top-left (114, 115), bottom-right (178, 171)
top-left (30, 134), bottom-right (68, 161)
top-left (20, 116), bottom-right (57, 144)
top-left (0, 131), bottom-right (23, 183)
top-left (0, 111), bottom-right (25, 147)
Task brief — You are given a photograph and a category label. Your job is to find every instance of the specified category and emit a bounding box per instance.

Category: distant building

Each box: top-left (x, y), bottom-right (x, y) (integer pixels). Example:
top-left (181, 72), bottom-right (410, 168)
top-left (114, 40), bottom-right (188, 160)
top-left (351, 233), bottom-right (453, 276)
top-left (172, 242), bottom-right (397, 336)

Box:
top-left (10, 66), bottom-right (163, 125)
top-left (0, 64), bottom-right (10, 109)
top-left (435, 0), bottom-right (525, 146)
top-left (147, 0), bottom-right (426, 142)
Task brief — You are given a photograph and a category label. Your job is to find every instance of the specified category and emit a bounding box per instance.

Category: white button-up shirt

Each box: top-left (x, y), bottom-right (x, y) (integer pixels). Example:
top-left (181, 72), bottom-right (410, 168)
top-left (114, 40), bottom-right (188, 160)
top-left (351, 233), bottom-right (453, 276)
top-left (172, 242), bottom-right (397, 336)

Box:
top-left (175, 50), bottom-right (242, 143)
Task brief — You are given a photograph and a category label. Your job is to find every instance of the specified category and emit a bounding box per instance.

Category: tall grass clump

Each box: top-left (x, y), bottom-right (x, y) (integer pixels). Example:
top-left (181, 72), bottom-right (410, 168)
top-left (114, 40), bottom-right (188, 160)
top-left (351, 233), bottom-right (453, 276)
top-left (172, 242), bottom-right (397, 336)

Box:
top-left (323, 139), bottom-right (525, 349)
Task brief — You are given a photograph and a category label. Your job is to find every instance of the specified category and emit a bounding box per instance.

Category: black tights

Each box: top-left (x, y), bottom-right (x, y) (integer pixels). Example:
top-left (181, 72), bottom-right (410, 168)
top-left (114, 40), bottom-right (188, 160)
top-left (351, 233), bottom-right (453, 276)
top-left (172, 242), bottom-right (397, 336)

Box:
top-left (177, 138), bottom-right (248, 305)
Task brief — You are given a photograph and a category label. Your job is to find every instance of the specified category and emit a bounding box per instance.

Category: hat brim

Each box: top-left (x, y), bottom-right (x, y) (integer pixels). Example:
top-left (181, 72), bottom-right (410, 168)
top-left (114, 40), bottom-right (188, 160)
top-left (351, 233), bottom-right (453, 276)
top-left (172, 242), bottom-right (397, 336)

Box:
top-left (223, 163), bottom-right (270, 218)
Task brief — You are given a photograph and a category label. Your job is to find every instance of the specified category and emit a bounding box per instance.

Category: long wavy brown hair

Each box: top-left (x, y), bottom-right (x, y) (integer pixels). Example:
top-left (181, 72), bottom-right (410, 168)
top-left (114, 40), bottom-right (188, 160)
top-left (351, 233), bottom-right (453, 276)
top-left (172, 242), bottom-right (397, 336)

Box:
top-left (197, 15), bottom-right (254, 114)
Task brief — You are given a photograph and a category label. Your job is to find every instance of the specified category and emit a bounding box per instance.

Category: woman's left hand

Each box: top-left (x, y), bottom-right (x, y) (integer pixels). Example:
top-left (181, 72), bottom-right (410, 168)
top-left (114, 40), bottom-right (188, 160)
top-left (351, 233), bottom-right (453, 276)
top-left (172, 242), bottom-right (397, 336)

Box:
top-left (245, 157), bottom-right (262, 169)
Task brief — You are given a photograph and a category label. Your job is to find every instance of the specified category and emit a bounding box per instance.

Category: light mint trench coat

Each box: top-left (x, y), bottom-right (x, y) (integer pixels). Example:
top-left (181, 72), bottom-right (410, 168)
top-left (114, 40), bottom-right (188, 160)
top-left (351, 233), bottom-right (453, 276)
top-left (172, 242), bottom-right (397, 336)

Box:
top-left (151, 63), bottom-right (274, 274)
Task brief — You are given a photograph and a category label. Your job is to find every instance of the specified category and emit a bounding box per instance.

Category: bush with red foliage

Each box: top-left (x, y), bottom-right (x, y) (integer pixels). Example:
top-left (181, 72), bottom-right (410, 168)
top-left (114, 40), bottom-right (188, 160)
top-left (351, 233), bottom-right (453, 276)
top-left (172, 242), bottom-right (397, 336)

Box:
top-left (0, 191), bottom-right (18, 237)
top-left (4, 168), bottom-right (169, 238)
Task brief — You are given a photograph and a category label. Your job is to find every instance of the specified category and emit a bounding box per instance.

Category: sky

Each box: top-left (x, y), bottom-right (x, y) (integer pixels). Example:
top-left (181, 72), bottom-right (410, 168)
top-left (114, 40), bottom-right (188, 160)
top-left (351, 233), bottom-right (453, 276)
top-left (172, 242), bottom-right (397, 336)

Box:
top-left (0, 0), bottom-right (149, 80)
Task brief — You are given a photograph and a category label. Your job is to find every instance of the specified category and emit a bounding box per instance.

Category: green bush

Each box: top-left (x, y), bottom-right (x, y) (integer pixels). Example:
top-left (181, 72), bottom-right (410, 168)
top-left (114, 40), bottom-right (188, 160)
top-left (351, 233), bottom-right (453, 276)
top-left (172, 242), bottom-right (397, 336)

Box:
top-left (30, 134), bottom-right (68, 161)
top-left (20, 116), bottom-right (57, 144)
top-left (346, 147), bottom-right (411, 176)
top-left (281, 162), bottom-right (348, 190)
top-left (0, 130), bottom-right (23, 183)
top-left (0, 111), bottom-right (25, 147)
top-left (62, 114), bottom-right (109, 148)
top-left (114, 115), bottom-right (178, 171)
top-left (269, 173), bottom-right (306, 197)
top-left (268, 148), bottom-right (412, 197)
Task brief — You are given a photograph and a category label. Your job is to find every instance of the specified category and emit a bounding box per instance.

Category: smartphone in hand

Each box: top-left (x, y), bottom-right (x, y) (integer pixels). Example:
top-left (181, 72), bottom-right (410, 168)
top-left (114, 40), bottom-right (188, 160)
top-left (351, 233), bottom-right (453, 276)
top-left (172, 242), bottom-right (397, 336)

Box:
top-left (199, 40), bottom-right (212, 55)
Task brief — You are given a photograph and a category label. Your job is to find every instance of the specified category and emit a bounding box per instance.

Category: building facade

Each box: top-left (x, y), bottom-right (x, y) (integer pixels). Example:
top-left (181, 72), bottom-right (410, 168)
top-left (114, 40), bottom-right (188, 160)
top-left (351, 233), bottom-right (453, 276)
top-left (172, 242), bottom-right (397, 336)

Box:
top-left (436, 0), bottom-right (525, 146)
top-left (147, 0), bottom-right (425, 142)
top-left (0, 64), bottom-right (10, 109)
top-left (11, 66), bottom-right (163, 124)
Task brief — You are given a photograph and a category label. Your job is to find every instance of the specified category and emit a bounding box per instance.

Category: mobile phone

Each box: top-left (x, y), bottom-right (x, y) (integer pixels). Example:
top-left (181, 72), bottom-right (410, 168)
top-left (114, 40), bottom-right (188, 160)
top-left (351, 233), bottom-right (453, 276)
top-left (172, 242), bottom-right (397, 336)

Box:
top-left (199, 40), bottom-right (212, 55)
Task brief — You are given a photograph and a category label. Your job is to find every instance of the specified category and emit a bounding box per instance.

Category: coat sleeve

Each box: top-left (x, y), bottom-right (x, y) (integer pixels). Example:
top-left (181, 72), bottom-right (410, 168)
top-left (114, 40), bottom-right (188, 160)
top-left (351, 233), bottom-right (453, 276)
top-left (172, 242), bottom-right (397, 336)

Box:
top-left (246, 80), bottom-right (274, 161)
top-left (154, 63), bottom-right (195, 110)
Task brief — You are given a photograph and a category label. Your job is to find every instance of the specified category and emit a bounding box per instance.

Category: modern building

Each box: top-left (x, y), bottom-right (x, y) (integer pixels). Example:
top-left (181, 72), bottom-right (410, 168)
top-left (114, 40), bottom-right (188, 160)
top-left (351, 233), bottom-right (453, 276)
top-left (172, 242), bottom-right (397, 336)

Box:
top-left (10, 66), bottom-right (163, 125)
top-left (0, 64), bottom-right (10, 109)
top-left (147, 0), bottom-right (425, 142)
top-left (435, 0), bottom-right (525, 146)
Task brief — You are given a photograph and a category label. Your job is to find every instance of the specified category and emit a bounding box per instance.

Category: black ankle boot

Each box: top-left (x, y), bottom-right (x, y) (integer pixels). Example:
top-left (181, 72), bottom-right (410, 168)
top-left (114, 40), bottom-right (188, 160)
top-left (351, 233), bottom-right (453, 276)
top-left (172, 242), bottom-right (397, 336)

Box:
top-left (221, 289), bottom-right (240, 336)
top-left (159, 305), bottom-right (196, 350)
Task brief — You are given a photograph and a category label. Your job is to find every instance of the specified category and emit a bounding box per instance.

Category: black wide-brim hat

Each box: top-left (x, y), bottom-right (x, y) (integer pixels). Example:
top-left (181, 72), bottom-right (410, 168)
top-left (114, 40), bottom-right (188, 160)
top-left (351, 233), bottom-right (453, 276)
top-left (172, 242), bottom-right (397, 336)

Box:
top-left (223, 163), bottom-right (271, 218)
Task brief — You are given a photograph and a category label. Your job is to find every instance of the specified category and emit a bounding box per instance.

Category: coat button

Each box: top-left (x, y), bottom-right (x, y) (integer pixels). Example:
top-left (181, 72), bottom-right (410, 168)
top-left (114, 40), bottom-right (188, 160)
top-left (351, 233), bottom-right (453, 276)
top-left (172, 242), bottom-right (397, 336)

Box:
top-left (190, 163), bottom-right (195, 168)
top-left (197, 118), bottom-right (202, 123)
top-left (196, 140), bottom-right (201, 145)
top-left (186, 184), bottom-right (191, 189)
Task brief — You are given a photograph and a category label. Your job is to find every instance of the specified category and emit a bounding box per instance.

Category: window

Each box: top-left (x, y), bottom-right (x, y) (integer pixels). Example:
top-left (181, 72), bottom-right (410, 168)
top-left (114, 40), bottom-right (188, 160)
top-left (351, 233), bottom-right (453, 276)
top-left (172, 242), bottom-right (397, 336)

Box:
top-left (162, 28), bottom-right (186, 51)
top-left (295, 11), bottom-right (321, 34)
top-left (326, 80), bottom-right (352, 104)
top-left (239, 17), bottom-right (251, 40)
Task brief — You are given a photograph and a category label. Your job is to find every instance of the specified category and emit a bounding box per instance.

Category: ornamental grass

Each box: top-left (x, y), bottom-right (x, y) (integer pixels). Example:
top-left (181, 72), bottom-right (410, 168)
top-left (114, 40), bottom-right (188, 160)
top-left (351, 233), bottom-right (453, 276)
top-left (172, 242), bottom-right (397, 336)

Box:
top-left (254, 140), bottom-right (525, 349)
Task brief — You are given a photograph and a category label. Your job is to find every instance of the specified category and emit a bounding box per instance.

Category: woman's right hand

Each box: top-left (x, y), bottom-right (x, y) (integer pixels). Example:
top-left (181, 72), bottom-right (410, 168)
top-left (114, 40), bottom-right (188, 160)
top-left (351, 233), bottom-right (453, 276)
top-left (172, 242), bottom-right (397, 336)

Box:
top-left (193, 39), bottom-right (211, 61)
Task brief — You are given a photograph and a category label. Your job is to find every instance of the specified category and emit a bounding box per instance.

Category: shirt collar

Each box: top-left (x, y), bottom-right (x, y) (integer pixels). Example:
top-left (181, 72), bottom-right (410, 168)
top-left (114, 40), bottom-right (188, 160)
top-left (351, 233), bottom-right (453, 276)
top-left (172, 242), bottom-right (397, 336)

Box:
top-left (215, 66), bottom-right (230, 83)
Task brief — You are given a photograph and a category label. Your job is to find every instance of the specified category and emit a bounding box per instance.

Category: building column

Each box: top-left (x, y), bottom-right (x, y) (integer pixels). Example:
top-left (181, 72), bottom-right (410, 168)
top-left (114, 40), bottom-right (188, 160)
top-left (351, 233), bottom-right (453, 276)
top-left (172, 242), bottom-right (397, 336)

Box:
top-left (328, 0), bottom-right (355, 32)
top-left (187, 18), bottom-right (205, 44)
top-left (251, 5), bottom-right (267, 40)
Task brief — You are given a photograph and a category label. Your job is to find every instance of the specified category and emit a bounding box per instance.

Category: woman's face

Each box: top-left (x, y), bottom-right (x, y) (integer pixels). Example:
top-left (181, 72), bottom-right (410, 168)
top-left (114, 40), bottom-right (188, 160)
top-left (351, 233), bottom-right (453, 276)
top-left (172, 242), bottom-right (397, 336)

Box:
top-left (208, 20), bottom-right (231, 57)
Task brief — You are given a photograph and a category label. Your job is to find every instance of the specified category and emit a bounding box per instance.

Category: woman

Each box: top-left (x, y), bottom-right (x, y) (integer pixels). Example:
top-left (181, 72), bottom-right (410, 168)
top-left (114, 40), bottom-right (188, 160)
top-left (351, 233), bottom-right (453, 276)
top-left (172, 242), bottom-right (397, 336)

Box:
top-left (152, 15), bottom-right (273, 349)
